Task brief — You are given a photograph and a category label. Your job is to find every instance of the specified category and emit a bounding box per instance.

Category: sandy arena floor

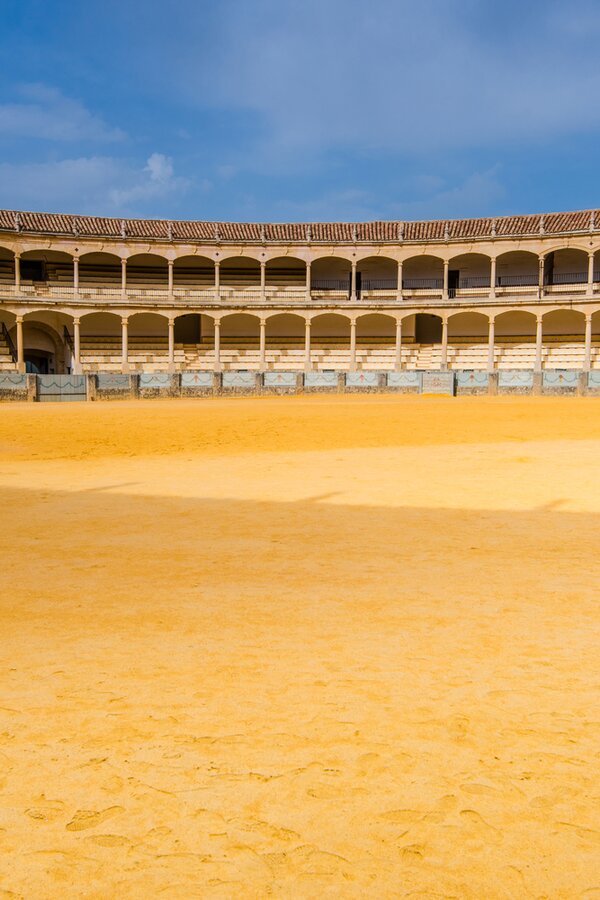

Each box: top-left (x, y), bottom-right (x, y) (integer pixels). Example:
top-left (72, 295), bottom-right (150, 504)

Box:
top-left (1, 394), bottom-right (599, 898)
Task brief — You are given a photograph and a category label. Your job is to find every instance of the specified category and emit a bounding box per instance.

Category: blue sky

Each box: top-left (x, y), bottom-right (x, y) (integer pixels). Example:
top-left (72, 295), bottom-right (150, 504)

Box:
top-left (1, 0), bottom-right (600, 222)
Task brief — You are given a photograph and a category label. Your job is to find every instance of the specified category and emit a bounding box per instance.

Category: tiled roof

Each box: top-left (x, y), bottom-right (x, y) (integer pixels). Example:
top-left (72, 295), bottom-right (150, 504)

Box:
top-left (0, 208), bottom-right (598, 243)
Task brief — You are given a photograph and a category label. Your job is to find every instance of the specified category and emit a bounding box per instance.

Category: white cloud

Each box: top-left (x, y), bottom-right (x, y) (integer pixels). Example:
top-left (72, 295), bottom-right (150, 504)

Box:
top-left (0, 153), bottom-right (189, 216)
top-left (0, 84), bottom-right (125, 142)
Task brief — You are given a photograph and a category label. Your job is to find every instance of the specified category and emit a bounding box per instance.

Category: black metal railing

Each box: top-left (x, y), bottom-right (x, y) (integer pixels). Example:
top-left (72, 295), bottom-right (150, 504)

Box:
top-left (1, 322), bottom-right (17, 363)
top-left (496, 274), bottom-right (539, 287)
top-left (402, 277), bottom-right (443, 290)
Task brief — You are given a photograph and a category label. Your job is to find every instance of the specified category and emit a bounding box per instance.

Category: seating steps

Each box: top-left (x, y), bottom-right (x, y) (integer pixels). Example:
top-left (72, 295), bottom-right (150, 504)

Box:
top-left (71, 335), bottom-right (600, 372)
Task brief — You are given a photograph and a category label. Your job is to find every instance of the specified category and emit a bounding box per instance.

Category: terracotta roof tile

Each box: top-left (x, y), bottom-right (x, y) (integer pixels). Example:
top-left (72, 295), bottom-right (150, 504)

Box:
top-left (1, 208), bottom-right (598, 243)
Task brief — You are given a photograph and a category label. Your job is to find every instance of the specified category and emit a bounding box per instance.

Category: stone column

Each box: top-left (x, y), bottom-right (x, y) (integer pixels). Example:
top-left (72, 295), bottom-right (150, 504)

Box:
top-left (305, 262), bottom-right (311, 302)
top-left (259, 318), bottom-right (266, 371)
top-left (442, 260), bottom-right (449, 300)
top-left (487, 317), bottom-right (495, 371)
top-left (214, 260), bottom-right (220, 302)
top-left (73, 317), bottom-right (81, 374)
top-left (489, 257), bottom-right (496, 299)
top-left (538, 256), bottom-right (545, 298)
top-left (304, 319), bottom-right (311, 371)
top-left (16, 315), bottom-right (24, 373)
top-left (535, 315), bottom-right (543, 371)
top-left (351, 261), bottom-right (357, 302)
top-left (121, 258), bottom-right (127, 300)
top-left (588, 252), bottom-right (595, 296)
top-left (168, 260), bottom-right (174, 297)
top-left (440, 318), bottom-right (448, 369)
top-left (396, 260), bottom-right (403, 302)
top-left (395, 319), bottom-right (402, 370)
top-left (213, 319), bottom-right (221, 371)
top-left (14, 254), bottom-right (20, 293)
top-left (584, 314), bottom-right (593, 371)
top-left (73, 257), bottom-right (79, 300)
top-left (121, 317), bottom-right (129, 373)
top-left (349, 319), bottom-right (357, 370)
top-left (260, 262), bottom-right (266, 301)
top-left (168, 317), bottom-right (175, 371)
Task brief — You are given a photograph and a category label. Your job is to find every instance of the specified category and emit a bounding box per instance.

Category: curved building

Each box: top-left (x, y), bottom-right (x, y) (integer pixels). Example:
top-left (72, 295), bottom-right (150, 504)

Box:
top-left (1, 207), bottom-right (600, 374)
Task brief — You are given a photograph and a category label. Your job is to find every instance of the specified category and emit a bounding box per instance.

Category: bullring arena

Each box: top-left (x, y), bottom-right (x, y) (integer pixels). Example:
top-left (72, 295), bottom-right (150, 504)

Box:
top-left (1, 210), bottom-right (600, 898)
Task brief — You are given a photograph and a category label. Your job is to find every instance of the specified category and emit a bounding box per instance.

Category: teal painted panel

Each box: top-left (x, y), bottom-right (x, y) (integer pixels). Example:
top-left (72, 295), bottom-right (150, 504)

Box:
top-left (387, 371), bottom-right (420, 388)
top-left (38, 374), bottom-right (86, 395)
top-left (421, 371), bottom-right (455, 395)
top-left (264, 371), bottom-right (296, 387)
top-left (498, 370), bottom-right (534, 388)
top-left (222, 370), bottom-right (255, 388)
top-left (346, 371), bottom-right (379, 387)
top-left (543, 369), bottom-right (579, 387)
top-left (305, 371), bottom-right (338, 387)
top-left (139, 373), bottom-right (171, 389)
top-left (0, 374), bottom-right (27, 390)
top-left (456, 370), bottom-right (489, 387)
top-left (182, 371), bottom-right (213, 387)
top-left (97, 373), bottom-right (130, 390)
top-left (588, 371), bottom-right (600, 388)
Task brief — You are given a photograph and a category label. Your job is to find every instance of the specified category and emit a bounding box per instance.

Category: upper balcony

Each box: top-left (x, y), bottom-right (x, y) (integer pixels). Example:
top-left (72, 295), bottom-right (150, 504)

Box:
top-left (0, 247), bottom-right (599, 307)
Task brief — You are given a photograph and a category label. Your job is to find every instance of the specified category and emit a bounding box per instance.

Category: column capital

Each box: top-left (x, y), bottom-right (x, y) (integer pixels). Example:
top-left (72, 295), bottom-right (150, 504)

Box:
top-left (167, 259), bottom-right (174, 266)
top-left (121, 316), bottom-right (128, 325)
top-left (16, 315), bottom-right (23, 323)
top-left (536, 314), bottom-right (544, 324)
top-left (168, 317), bottom-right (175, 326)
top-left (586, 312), bottom-right (593, 321)
top-left (73, 316), bottom-right (80, 325)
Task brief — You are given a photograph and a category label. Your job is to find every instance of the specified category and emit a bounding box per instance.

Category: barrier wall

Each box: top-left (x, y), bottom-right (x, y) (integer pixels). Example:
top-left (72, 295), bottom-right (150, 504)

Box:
top-left (0, 370), bottom-right (596, 401)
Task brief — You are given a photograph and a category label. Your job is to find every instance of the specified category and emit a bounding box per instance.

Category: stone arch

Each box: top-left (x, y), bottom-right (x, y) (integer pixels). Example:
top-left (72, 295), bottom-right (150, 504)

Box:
top-left (265, 313), bottom-right (306, 344)
top-left (357, 256), bottom-right (397, 291)
top-left (126, 253), bottom-right (168, 286)
top-left (79, 251), bottom-right (122, 287)
top-left (173, 255), bottom-right (215, 287)
top-left (494, 310), bottom-right (537, 340)
top-left (220, 313), bottom-right (261, 346)
top-left (447, 253), bottom-right (491, 292)
top-left (310, 313), bottom-right (351, 342)
top-left (495, 251), bottom-right (538, 288)
top-left (20, 248), bottom-right (74, 285)
top-left (402, 255), bottom-right (444, 292)
top-left (265, 256), bottom-right (306, 287)
top-left (541, 308), bottom-right (585, 336)
top-left (220, 257), bottom-right (260, 287)
top-left (355, 313), bottom-right (396, 343)
top-left (447, 311), bottom-right (490, 338)
top-left (0, 245), bottom-right (15, 285)
top-left (80, 311), bottom-right (122, 336)
top-left (542, 248), bottom-right (588, 287)
top-left (18, 311), bottom-right (72, 373)
top-left (311, 257), bottom-right (351, 291)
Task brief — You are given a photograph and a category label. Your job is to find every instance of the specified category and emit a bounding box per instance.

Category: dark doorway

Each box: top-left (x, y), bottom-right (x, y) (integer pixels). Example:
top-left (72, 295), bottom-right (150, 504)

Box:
top-left (174, 313), bottom-right (201, 343)
top-left (415, 314), bottom-right (442, 343)
top-left (21, 260), bottom-right (46, 282)
top-left (448, 270), bottom-right (459, 298)
top-left (25, 351), bottom-right (53, 374)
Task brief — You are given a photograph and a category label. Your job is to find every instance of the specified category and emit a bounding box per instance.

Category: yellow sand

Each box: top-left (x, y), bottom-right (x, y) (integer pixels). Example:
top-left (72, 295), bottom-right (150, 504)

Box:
top-left (1, 395), bottom-right (599, 899)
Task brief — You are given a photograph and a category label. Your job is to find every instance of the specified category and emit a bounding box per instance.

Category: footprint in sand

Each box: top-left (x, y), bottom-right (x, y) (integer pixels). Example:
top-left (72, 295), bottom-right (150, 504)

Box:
top-left (459, 809), bottom-right (503, 845)
top-left (85, 834), bottom-right (131, 847)
top-left (65, 806), bottom-right (123, 832)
